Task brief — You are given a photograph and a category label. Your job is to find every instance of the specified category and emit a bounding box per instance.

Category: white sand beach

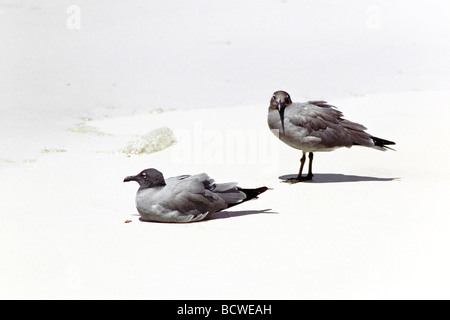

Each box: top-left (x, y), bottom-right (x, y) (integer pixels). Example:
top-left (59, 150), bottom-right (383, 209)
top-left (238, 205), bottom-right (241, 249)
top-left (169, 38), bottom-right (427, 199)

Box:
top-left (1, 0), bottom-right (450, 299)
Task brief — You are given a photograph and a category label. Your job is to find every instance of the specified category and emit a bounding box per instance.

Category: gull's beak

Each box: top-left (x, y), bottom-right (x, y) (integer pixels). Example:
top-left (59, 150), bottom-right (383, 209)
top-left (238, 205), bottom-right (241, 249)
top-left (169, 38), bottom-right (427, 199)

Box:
top-left (277, 101), bottom-right (285, 134)
top-left (124, 175), bottom-right (137, 183)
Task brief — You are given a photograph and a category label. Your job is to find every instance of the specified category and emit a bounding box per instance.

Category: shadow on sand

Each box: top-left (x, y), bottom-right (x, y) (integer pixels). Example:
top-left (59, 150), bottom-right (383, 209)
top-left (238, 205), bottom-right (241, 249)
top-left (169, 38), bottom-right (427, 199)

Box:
top-left (134, 209), bottom-right (277, 223)
top-left (279, 173), bottom-right (399, 183)
top-left (209, 209), bottom-right (277, 221)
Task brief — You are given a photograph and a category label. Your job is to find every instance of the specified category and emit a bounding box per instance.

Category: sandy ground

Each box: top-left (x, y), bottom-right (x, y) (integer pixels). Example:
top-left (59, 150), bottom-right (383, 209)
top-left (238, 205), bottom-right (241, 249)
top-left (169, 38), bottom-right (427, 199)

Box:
top-left (1, 1), bottom-right (450, 299)
top-left (1, 90), bottom-right (450, 299)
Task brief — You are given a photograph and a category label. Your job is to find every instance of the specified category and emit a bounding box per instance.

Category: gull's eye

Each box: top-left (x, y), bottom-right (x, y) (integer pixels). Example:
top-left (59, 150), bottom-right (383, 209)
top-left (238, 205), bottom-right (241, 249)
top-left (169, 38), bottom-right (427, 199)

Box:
top-left (141, 172), bottom-right (147, 179)
top-left (272, 95), bottom-right (276, 100)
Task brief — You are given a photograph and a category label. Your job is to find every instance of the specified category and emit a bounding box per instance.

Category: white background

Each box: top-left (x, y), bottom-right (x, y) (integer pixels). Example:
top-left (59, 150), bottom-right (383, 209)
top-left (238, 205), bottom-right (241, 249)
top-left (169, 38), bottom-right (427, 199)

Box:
top-left (1, 0), bottom-right (450, 299)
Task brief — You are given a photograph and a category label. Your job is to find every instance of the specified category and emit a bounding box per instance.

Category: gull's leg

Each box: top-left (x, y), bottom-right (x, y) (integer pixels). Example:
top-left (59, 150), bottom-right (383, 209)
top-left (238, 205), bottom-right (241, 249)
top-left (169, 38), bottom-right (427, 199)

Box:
top-left (295, 152), bottom-right (307, 181)
top-left (283, 152), bottom-right (308, 184)
top-left (304, 152), bottom-right (314, 181)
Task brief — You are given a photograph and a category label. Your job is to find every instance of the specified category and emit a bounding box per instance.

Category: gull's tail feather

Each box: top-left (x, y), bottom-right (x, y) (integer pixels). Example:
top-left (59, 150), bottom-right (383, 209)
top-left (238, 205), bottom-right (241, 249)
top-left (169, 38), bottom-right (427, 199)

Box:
top-left (239, 187), bottom-right (269, 201)
top-left (226, 187), bottom-right (269, 209)
top-left (371, 136), bottom-right (396, 151)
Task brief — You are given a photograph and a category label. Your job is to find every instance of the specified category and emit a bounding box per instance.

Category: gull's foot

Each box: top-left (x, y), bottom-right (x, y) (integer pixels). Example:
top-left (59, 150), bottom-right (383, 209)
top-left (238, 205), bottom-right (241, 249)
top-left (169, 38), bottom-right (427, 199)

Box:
top-left (281, 177), bottom-right (301, 184)
top-left (281, 175), bottom-right (313, 184)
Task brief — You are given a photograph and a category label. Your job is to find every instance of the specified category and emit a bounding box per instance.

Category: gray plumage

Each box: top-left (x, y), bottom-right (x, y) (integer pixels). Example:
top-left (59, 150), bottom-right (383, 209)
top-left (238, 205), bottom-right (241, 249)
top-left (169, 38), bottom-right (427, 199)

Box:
top-left (124, 168), bottom-right (268, 222)
top-left (267, 90), bottom-right (395, 182)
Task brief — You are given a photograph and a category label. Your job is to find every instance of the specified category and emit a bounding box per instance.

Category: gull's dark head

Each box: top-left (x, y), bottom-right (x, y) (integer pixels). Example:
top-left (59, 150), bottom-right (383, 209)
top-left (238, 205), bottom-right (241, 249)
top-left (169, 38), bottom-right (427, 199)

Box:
top-left (269, 90), bottom-right (292, 133)
top-left (123, 168), bottom-right (166, 189)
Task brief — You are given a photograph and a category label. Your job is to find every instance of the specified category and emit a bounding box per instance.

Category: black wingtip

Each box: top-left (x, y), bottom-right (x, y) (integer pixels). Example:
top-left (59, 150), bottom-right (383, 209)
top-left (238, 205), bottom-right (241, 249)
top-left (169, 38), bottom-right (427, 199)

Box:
top-left (371, 136), bottom-right (396, 148)
top-left (225, 187), bottom-right (269, 209)
top-left (238, 186), bottom-right (269, 201)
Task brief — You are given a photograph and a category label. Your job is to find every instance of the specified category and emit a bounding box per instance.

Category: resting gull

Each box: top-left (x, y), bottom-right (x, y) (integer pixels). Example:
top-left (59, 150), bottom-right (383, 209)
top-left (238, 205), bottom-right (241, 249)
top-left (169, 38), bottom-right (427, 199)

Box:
top-left (124, 168), bottom-right (268, 222)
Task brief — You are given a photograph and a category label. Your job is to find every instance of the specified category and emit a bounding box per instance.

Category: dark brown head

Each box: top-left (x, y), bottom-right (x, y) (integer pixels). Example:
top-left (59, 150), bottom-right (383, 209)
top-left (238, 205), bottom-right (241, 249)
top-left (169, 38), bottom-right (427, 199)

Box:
top-left (269, 90), bottom-right (292, 133)
top-left (124, 168), bottom-right (166, 190)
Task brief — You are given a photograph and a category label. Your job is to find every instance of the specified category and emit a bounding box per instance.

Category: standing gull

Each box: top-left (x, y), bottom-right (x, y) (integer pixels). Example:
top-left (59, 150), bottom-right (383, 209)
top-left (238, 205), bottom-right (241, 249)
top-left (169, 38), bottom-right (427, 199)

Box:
top-left (124, 168), bottom-right (268, 222)
top-left (268, 90), bottom-right (395, 183)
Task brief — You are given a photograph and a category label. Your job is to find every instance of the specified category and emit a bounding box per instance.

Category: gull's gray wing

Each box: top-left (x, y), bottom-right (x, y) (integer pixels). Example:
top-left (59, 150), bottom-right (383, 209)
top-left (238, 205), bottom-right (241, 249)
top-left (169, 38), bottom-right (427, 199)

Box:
top-left (288, 101), bottom-right (374, 148)
top-left (163, 174), bottom-right (246, 220)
